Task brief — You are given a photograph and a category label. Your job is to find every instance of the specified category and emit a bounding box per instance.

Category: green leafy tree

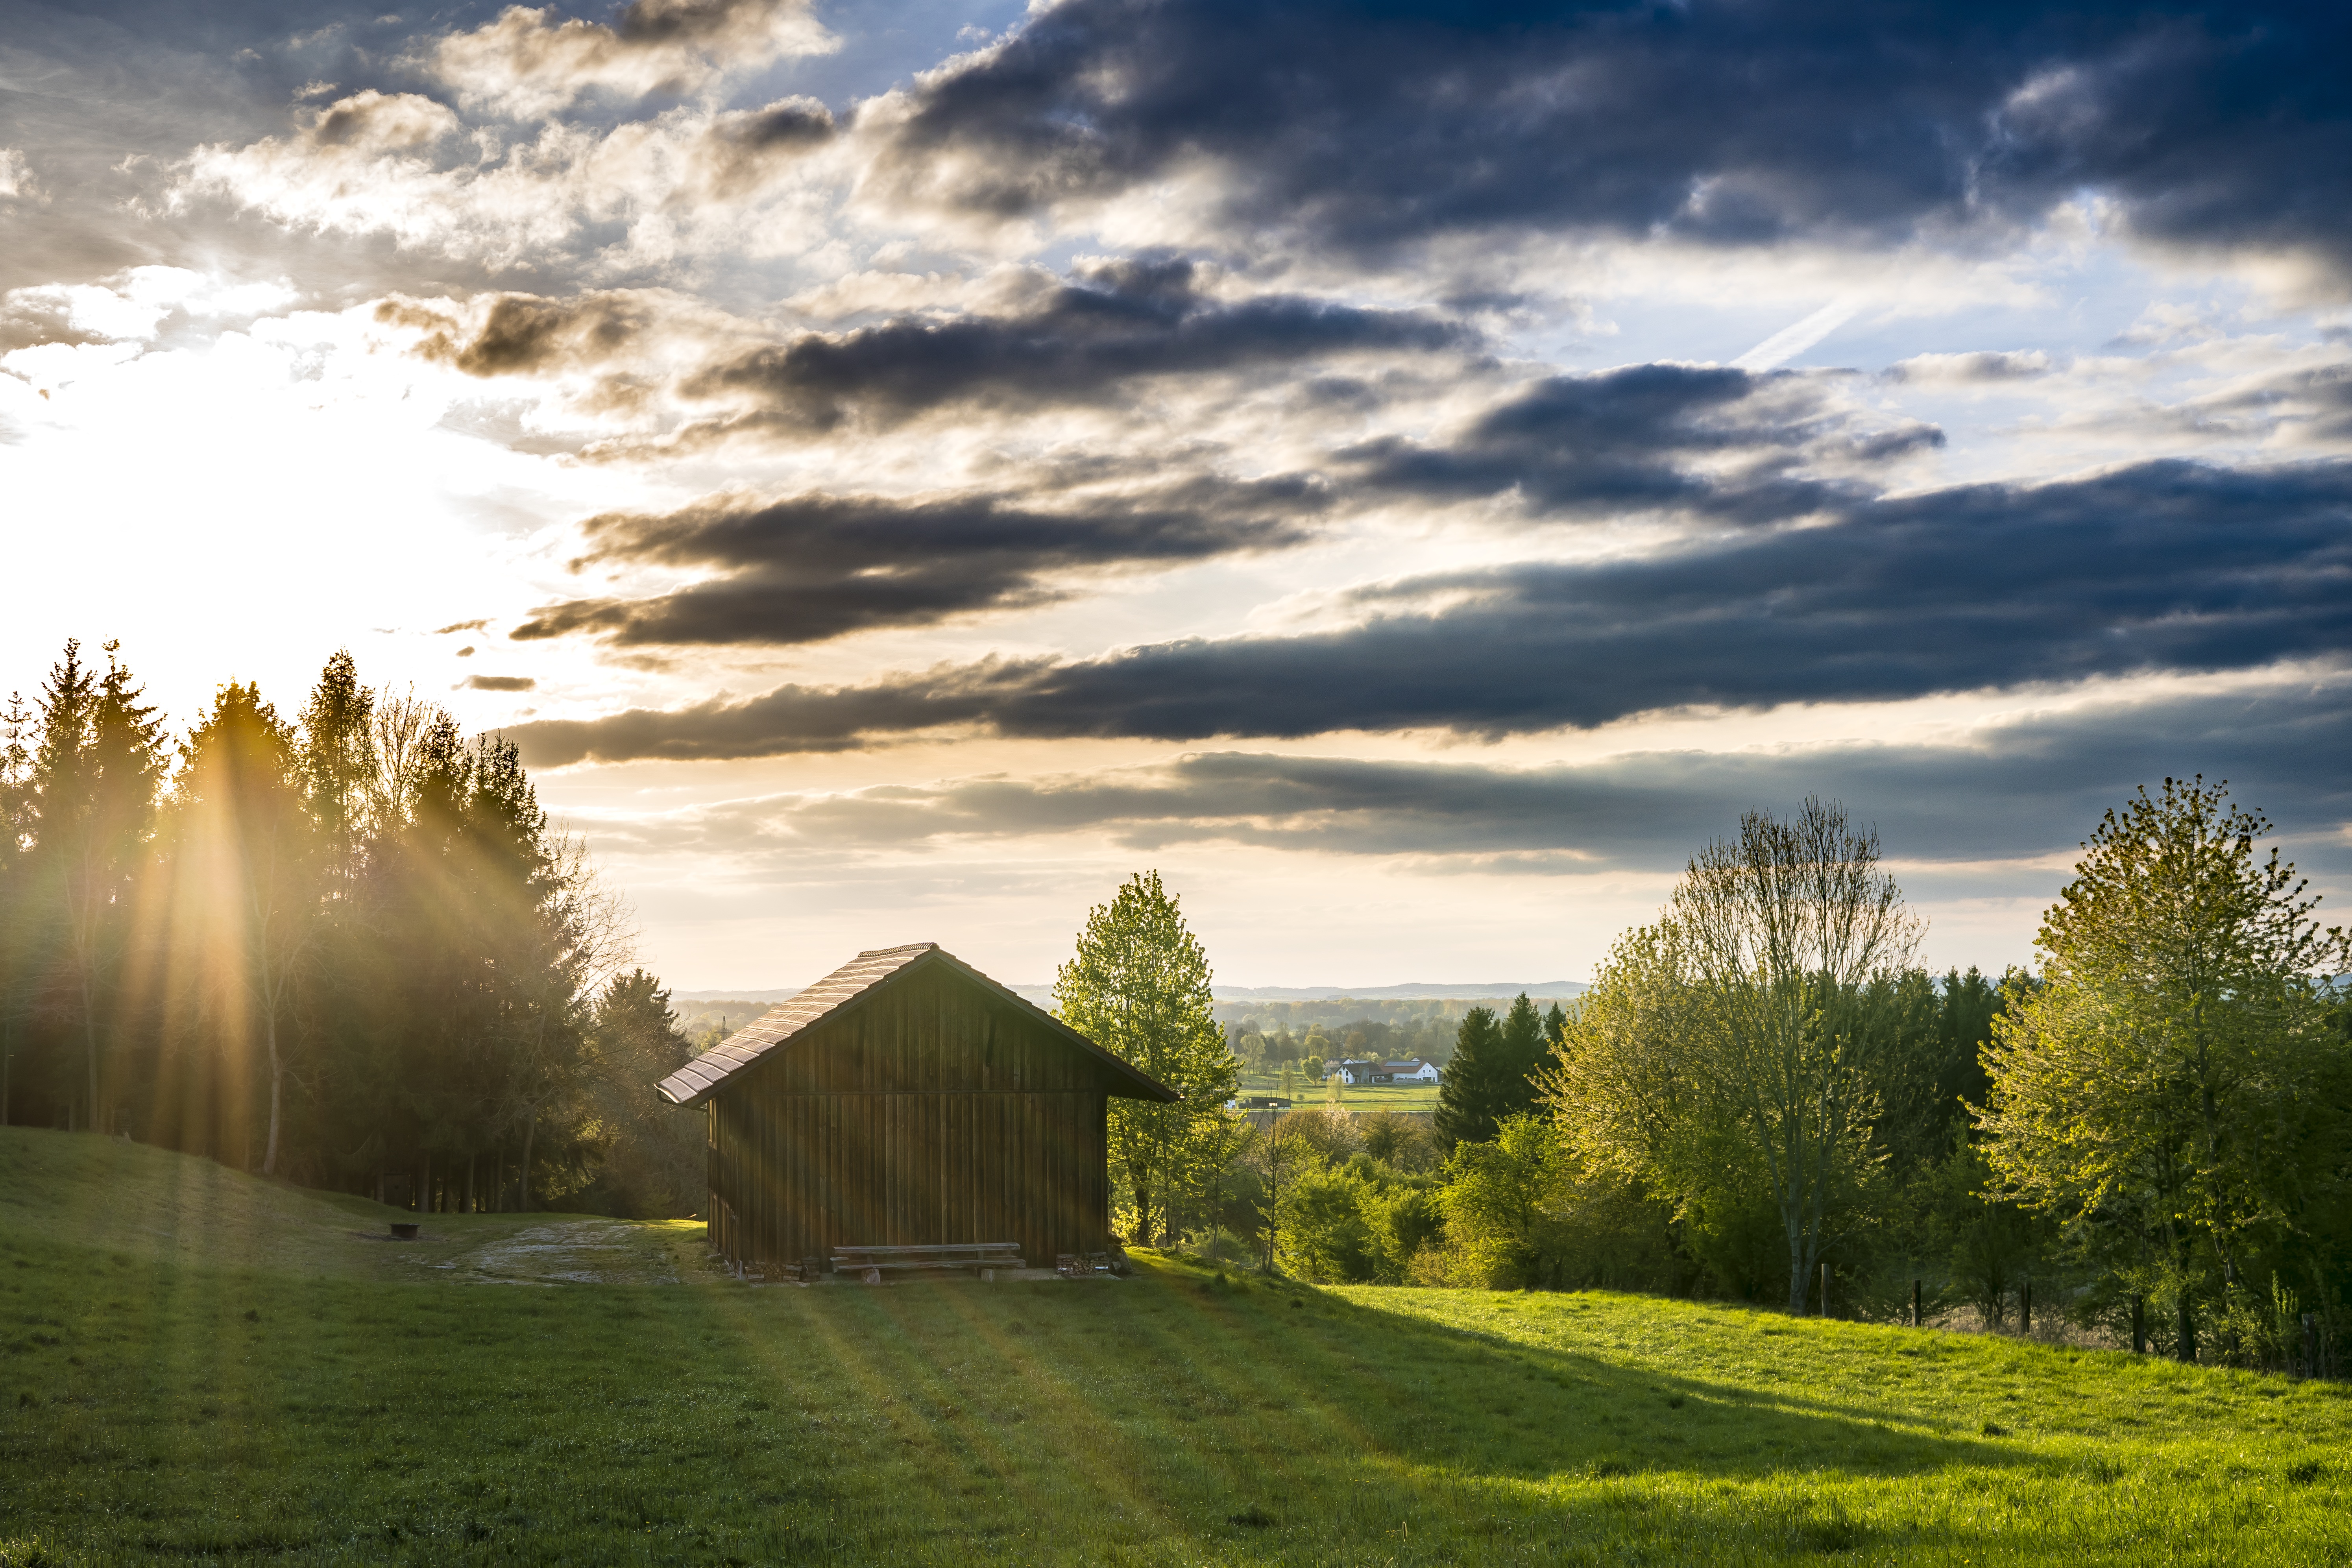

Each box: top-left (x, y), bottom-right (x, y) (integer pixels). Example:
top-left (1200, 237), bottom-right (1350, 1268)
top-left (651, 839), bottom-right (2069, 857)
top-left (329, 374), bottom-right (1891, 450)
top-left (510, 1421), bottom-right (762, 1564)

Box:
top-left (1054, 871), bottom-right (1239, 1245)
top-left (1277, 1152), bottom-right (1440, 1284)
top-left (1975, 778), bottom-right (2352, 1361)
top-left (577, 968), bottom-right (702, 1218)
top-left (1359, 1107), bottom-right (1436, 1172)
top-left (1433, 1114), bottom-right (1576, 1287)
top-left (1670, 798), bottom-right (1920, 1314)
top-left (1245, 1112), bottom-right (1317, 1273)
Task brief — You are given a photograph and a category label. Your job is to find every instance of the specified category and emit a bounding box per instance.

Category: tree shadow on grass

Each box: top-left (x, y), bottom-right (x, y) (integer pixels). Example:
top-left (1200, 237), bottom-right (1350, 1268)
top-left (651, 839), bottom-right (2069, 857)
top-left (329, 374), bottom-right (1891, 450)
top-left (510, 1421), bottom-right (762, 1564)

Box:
top-left (1104, 1261), bottom-right (2023, 1477)
top-left (649, 1257), bottom-right (2043, 1563)
top-left (9, 1239), bottom-right (2047, 1566)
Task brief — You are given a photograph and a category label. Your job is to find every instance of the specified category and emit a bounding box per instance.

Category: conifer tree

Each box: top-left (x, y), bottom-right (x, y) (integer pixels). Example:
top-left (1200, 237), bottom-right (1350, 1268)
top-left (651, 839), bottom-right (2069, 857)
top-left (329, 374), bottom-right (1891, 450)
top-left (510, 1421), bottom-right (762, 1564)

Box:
top-left (25, 641), bottom-right (165, 1131)
top-left (0, 690), bottom-right (29, 1125)
top-left (1434, 1005), bottom-right (1505, 1151)
top-left (1498, 993), bottom-right (1546, 1115)
top-left (167, 683), bottom-right (318, 1174)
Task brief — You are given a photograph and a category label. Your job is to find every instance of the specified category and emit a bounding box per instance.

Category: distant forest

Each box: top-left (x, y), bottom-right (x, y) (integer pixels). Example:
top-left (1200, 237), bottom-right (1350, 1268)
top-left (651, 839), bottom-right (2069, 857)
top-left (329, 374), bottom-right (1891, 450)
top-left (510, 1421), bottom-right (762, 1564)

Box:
top-left (0, 641), bottom-right (700, 1218)
top-left (682, 993), bottom-right (1522, 1069)
top-left (1225, 999), bottom-right (1504, 1073)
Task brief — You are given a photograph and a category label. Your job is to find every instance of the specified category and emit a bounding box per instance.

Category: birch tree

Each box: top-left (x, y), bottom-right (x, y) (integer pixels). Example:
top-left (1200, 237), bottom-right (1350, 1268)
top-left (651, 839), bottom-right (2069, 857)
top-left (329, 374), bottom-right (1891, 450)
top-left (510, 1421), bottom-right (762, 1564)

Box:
top-left (1669, 798), bottom-right (1920, 1313)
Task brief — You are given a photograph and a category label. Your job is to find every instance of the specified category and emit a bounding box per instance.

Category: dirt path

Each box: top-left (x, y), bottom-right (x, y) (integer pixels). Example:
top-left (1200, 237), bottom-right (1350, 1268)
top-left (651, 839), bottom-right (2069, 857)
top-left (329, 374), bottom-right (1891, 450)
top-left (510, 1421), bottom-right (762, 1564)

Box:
top-left (367, 1215), bottom-right (714, 1285)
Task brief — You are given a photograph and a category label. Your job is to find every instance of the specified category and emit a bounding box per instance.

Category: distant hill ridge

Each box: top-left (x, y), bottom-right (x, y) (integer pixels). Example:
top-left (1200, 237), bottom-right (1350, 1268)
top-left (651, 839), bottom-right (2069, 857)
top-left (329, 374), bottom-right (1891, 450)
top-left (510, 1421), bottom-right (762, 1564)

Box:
top-left (675, 980), bottom-right (1586, 1005)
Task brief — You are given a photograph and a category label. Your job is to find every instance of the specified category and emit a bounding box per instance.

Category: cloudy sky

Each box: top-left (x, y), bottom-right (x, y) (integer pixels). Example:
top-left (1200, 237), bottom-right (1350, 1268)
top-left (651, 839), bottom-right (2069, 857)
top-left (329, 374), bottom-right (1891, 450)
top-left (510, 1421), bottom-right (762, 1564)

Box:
top-left (4, 0), bottom-right (2348, 990)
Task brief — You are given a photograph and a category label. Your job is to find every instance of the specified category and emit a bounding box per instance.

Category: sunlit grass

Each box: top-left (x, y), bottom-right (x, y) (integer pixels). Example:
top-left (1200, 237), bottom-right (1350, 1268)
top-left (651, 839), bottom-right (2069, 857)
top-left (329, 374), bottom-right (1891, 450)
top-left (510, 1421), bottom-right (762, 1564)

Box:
top-left (4, 1127), bottom-right (2348, 1564)
top-left (1235, 1073), bottom-right (1439, 1112)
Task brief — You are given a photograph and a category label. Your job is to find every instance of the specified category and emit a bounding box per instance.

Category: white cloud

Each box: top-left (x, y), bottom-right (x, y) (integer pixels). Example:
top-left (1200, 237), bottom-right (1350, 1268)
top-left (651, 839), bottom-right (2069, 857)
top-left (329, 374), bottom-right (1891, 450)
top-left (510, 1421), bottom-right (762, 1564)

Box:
top-left (177, 92), bottom-right (845, 272)
top-left (0, 148), bottom-right (39, 201)
top-left (431, 0), bottom-right (836, 119)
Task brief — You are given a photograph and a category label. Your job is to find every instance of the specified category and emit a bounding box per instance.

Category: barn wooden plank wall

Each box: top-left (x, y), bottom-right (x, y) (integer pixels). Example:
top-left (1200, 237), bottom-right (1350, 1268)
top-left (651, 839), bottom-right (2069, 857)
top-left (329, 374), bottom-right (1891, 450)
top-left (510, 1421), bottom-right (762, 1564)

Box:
top-left (704, 962), bottom-right (1117, 1270)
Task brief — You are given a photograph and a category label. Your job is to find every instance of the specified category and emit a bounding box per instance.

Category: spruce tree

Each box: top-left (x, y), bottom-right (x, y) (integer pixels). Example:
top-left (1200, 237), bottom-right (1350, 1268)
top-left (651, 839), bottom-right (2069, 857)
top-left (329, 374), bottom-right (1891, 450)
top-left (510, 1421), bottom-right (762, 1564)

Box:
top-left (1498, 993), bottom-right (1545, 1121)
top-left (0, 691), bottom-right (28, 1126)
top-left (168, 683), bottom-right (319, 1175)
top-left (1434, 1005), bottom-right (1504, 1151)
top-left (25, 641), bottom-right (164, 1132)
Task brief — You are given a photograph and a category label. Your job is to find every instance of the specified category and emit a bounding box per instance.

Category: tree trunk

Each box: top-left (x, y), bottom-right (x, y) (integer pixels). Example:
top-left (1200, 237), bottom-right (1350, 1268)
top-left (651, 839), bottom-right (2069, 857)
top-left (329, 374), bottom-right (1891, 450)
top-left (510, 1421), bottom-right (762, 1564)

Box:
top-left (2176, 1292), bottom-right (2197, 1364)
top-left (261, 1006), bottom-right (283, 1177)
top-left (80, 965), bottom-right (100, 1135)
top-left (521, 1110), bottom-right (536, 1211)
top-left (419, 1151), bottom-right (430, 1215)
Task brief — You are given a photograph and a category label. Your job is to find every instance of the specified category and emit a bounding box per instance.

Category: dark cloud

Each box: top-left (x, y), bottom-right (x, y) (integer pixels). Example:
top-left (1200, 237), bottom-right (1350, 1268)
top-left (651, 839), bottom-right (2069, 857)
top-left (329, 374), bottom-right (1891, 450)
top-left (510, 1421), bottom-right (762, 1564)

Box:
top-left (1345, 363), bottom-right (1939, 522)
top-left (386, 292), bottom-right (656, 377)
top-left (671, 257), bottom-right (1472, 439)
top-left (604, 681), bottom-right (2352, 888)
top-left (464, 674), bottom-right (537, 691)
top-left (509, 457), bottom-right (2352, 763)
top-left (868, 0), bottom-right (2352, 272)
top-left (511, 474), bottom-right (1327, 646)
top-left (695, 97), bottom-right (835, 199)
top-left (511, 365), bottom-right (1930, 655)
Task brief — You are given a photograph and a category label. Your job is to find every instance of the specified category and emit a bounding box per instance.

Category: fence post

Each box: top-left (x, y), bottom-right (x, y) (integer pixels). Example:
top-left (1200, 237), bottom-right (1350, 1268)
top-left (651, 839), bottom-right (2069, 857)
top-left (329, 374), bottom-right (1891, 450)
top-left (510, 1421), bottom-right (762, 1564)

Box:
top-left (2021, 1274), bottom-right (2032, 1335)
top-left (2130, 1295), bottom-right (2146, 1354)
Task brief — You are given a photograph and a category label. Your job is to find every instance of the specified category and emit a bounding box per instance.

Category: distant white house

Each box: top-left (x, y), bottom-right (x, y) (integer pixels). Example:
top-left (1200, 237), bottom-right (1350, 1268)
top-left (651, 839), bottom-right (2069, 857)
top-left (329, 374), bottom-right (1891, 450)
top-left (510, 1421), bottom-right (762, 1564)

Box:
top-left (1330, 1058), bottom-right (1442, 1086)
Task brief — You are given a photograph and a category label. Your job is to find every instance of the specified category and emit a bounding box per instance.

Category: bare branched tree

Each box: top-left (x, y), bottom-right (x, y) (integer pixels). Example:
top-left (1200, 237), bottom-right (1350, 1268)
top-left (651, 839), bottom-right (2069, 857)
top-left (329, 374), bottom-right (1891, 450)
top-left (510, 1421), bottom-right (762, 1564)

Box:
top-left (1671, 797), bottom-right (1921, 1313)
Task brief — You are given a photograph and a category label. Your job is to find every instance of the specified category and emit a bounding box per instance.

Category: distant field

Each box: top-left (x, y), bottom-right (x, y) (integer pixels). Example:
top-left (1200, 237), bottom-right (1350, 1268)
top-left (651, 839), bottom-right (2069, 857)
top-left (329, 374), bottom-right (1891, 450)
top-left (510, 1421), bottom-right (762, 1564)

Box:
top-left (5, 1126), bottom-right (2351, 1564)
top-left (1235, 1074), bottom-right (1441, 1113)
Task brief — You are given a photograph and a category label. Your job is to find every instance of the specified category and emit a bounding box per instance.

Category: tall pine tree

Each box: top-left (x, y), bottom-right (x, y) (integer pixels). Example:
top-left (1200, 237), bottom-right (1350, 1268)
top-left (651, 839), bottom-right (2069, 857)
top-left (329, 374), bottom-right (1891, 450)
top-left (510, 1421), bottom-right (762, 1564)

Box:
top-left (24, 641), bottom-right (165, 1131)
top-left (1435, 994), bottom-right (1549, 1151)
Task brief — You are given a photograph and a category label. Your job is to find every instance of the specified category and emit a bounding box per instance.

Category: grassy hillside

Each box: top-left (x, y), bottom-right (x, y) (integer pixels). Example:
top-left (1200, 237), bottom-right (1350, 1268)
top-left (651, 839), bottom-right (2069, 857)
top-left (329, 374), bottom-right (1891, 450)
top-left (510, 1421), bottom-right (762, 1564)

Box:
top-left (4, 1127), bottom-right (2349, 1564)
top-left (0, 1128), bottom-right (708, 1286)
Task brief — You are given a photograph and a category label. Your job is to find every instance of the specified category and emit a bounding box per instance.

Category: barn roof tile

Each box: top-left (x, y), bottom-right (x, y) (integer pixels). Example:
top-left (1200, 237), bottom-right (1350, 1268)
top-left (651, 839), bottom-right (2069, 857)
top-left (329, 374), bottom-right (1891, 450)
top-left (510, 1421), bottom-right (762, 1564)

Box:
top-left (653, 942), bottom-right (1180, 1109)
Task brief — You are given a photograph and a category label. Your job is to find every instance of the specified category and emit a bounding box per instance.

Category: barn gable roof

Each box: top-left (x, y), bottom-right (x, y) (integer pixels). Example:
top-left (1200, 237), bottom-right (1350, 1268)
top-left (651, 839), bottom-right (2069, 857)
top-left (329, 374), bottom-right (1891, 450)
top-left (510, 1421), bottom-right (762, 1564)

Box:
top-left (654, 942), bottom-right (1182, 1109)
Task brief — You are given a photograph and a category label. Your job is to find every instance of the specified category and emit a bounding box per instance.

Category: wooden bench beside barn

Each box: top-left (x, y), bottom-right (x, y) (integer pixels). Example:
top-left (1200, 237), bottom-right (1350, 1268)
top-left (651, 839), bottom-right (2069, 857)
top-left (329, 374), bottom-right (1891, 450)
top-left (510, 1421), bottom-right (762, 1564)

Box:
top-left (833, 1242), bottom-right (1024, 1282)
top-left (656, 943), bottom-right (1179, 1282)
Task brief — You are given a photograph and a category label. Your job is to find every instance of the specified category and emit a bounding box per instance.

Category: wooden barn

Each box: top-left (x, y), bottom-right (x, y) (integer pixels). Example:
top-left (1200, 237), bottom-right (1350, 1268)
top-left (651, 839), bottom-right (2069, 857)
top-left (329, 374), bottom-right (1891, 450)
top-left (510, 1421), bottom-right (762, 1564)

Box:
top-left (656, 943), bottom-right (1178, 1274)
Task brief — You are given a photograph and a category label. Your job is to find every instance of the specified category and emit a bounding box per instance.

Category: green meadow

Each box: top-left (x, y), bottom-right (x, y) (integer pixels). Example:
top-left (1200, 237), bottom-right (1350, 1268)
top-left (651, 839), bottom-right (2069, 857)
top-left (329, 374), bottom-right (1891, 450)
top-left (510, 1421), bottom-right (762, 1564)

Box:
top-left (1235, 1074), bottom-right (1440, 1114)
top-left (3, 1127), bottom-right (2346, 1566)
